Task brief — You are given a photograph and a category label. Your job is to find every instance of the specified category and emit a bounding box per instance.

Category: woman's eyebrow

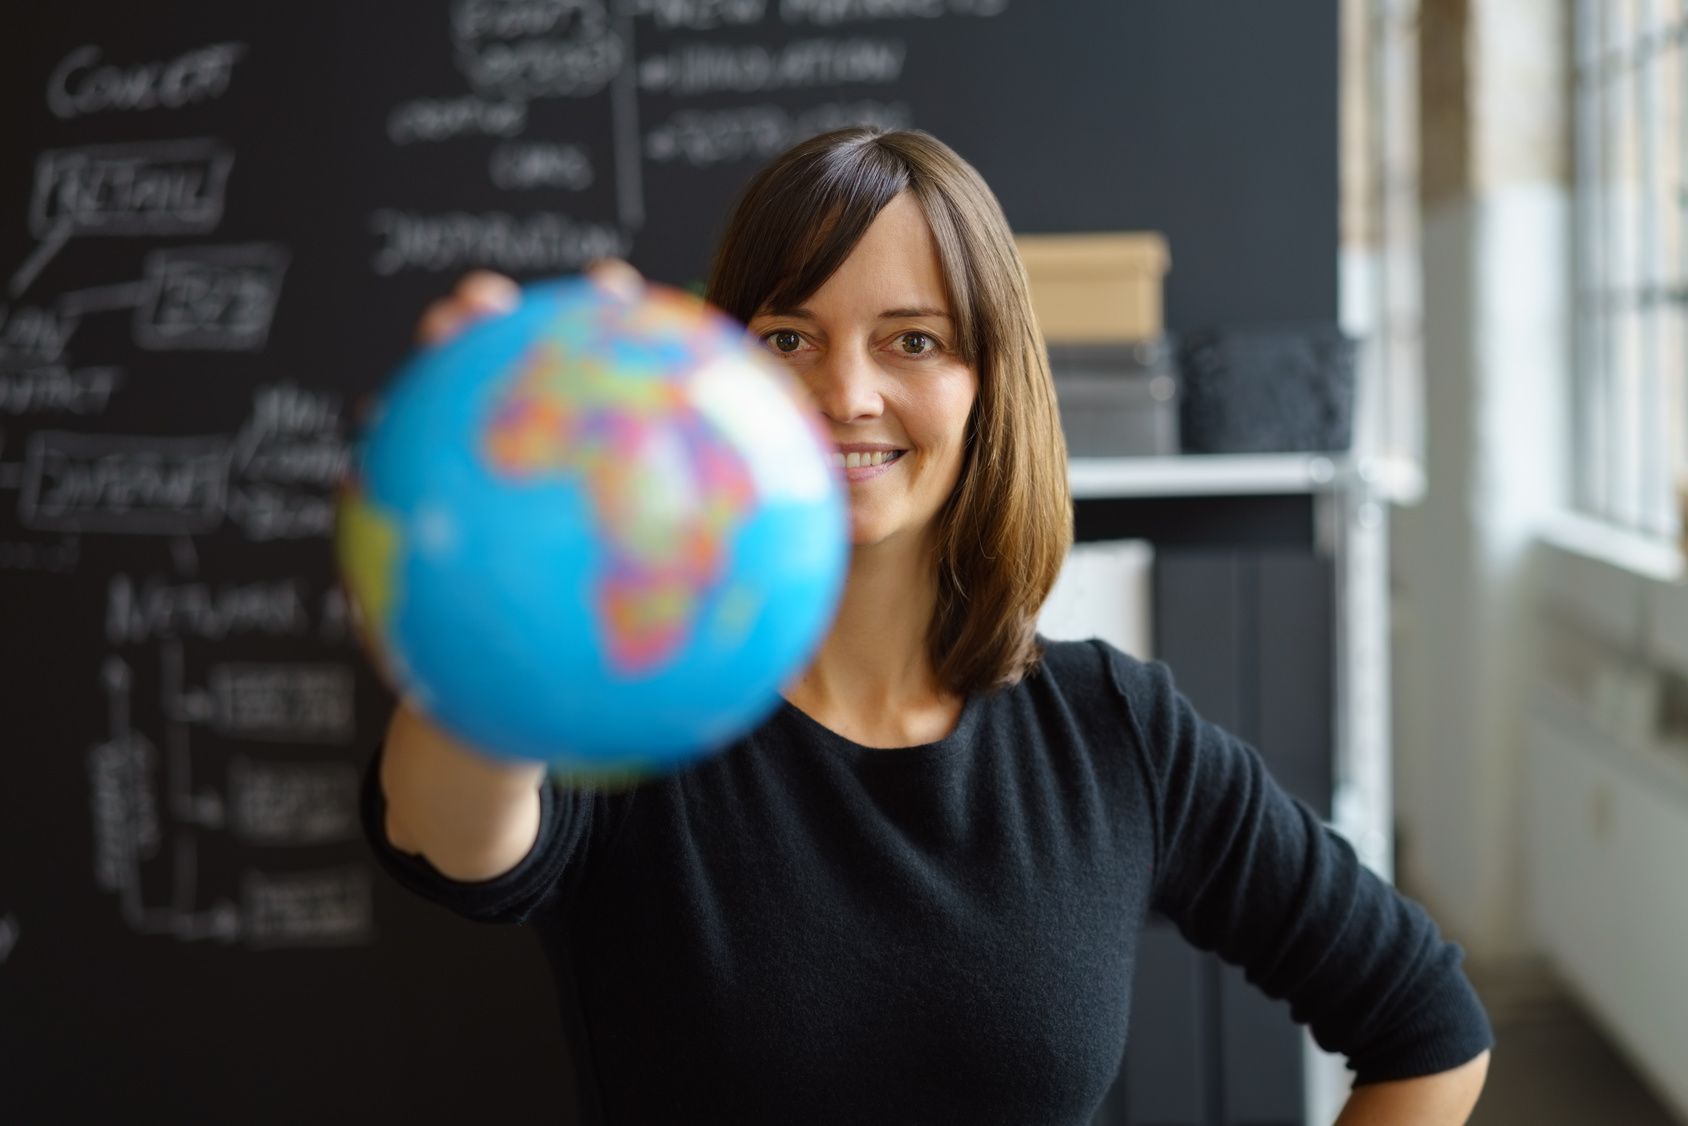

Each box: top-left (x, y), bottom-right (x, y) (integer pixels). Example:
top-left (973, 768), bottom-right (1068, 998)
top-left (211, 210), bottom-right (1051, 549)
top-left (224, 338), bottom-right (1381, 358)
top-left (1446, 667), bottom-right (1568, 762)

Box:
top-left (880, 307), bottom-right (951, 320)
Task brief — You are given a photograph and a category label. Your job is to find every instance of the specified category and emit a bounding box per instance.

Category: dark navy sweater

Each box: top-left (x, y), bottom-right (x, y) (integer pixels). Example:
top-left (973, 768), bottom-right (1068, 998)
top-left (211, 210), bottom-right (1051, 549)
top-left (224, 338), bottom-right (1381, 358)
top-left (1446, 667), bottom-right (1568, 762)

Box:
top-left (362, 640), bottom-right (1491, 1124)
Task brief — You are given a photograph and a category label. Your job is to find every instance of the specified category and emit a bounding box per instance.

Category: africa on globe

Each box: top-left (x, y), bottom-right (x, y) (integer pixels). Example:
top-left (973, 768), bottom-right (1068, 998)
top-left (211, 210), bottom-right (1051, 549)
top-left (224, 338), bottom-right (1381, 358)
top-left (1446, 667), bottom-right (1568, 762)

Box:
top-left (336, 274), bottom-right (849, 776)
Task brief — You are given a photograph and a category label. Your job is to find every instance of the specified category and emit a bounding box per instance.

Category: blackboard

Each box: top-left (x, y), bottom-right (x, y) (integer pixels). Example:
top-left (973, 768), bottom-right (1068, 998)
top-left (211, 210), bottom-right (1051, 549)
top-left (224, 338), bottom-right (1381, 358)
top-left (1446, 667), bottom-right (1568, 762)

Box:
top-left (0, 2), bottom-right (1336, 1120)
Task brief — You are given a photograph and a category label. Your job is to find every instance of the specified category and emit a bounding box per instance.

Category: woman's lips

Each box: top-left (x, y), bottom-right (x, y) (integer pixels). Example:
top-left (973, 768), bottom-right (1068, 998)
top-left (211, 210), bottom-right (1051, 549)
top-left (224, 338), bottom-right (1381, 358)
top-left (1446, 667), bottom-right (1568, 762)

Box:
top-left (832, 448), bottom-right (905, 482)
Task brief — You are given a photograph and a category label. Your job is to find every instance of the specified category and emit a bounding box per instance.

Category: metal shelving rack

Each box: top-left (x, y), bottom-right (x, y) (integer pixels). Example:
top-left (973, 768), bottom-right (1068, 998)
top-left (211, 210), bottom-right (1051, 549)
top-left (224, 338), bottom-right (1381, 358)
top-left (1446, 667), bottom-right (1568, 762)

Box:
top-left (1069, 453), bottom-right (1400, 1126)
top-left (1067, 452), bottom-right (1400, 877)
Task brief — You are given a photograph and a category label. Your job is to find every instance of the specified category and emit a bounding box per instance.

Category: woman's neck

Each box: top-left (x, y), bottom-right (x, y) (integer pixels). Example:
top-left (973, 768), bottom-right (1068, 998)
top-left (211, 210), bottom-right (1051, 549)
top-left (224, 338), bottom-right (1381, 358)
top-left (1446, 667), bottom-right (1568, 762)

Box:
top-left (782, 528), bottom-right (963, 749)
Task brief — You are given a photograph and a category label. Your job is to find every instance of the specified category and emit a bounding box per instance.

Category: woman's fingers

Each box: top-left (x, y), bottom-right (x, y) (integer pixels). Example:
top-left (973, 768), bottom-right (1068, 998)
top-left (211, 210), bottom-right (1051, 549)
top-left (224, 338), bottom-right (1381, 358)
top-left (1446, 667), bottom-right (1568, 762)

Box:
top-left (412, 263), bottom-right (646, 348)
top-left (586, 256), bottom-right (645, 302)
top-left (416, 270), bottom-right (521, 345)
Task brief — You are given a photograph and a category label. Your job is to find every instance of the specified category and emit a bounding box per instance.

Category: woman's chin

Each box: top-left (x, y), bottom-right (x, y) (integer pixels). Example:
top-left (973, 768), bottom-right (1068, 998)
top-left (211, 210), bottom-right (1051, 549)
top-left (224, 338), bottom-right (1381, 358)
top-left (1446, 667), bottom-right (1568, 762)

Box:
top-left (845, 510), bottom-right (929, 553)
top-left (846, 511), bottom-right (890, 548)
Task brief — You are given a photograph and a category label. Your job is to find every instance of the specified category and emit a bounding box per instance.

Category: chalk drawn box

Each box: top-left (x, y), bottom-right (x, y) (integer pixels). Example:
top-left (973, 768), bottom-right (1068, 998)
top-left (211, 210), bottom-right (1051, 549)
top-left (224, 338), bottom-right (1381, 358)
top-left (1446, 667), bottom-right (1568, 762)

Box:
top-left (135, 243), bottom-right (291, 353)
top-left (1050, 341), bottom-right (1180, 458)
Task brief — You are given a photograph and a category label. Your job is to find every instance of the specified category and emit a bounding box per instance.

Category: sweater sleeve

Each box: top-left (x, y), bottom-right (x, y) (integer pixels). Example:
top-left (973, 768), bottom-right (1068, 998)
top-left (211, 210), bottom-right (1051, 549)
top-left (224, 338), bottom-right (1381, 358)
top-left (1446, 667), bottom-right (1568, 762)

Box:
top-left (359, 740), bottom-right (598, 924)
top-left (1105, 647), bottom-right (1493, 1084)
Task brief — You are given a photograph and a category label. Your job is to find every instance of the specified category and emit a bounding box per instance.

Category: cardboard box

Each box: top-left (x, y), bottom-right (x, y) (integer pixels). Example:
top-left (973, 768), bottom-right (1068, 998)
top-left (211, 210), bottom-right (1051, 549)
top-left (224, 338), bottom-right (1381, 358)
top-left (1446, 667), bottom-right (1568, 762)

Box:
top-left (1014, 232), bottom-right (1170, 343)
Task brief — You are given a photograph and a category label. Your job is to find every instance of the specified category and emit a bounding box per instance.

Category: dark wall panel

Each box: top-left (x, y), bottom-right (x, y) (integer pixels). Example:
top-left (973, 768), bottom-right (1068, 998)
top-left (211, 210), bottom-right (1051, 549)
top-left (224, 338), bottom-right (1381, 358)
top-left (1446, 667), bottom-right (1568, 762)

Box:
top-left (1124, 918), bottom-right (1217, 1126)
top-left (1102, 547), bottom-right (1333, 1125)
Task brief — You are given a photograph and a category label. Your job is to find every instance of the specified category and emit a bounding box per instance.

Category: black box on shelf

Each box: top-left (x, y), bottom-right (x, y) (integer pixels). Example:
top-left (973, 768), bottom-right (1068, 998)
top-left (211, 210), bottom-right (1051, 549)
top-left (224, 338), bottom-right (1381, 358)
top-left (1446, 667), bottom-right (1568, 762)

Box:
top-left (1049, 340), bottom-right (1180, 458)
top-left (1177, 323), bottom-right (1355, 454)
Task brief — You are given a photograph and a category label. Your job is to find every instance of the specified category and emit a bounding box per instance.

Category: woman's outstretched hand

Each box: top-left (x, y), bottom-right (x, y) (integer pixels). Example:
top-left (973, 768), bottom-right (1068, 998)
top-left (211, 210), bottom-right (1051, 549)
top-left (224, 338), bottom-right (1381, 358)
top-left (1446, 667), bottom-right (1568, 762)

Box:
top-left (415, 270), bottom-right (520, 346)
top-left (414, 260), bottom-right (644, 347)
top-left (380, 261), bottom-right (650, 880)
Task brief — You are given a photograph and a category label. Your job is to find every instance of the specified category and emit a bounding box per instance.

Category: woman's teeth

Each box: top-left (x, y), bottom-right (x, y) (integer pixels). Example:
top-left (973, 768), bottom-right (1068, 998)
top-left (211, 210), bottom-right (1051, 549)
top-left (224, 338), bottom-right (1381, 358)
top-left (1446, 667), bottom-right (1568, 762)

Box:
top-left (832, 450), bottom-right (902, 469)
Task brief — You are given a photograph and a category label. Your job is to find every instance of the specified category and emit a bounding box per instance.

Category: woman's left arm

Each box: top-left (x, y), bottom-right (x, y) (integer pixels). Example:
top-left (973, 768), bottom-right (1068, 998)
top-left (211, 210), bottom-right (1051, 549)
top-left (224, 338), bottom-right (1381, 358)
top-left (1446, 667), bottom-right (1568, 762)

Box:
top-left (1336, 1051), bottom-right (1490, 1125)
top-left (1114, 653), bottom-right (1494, 1102)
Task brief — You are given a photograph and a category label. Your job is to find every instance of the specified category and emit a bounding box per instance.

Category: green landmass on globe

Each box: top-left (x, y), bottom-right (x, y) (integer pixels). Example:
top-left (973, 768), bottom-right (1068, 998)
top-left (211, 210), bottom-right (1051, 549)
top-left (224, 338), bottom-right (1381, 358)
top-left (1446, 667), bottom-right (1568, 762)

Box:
top-left (337, 485), bottom-right (402, 645)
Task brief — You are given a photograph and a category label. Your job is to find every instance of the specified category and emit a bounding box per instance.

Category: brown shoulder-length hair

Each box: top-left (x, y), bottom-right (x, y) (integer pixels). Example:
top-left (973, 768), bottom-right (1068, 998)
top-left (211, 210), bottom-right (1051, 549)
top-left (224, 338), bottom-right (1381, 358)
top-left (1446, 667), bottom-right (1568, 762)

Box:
top-left (706, 127), bottom-right (1072, 695)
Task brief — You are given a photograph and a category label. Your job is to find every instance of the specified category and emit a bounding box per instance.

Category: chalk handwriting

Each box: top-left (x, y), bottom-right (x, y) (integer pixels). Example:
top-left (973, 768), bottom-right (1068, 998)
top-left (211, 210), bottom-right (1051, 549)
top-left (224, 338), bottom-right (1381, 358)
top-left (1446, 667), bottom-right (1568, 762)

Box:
top-left (12, 138), bottom-right (235, 297)
top-left (780, 0), bottom-right (1006, 21)
top-left (134, 244), bottom-right (289, 352)
top-left (388, 95), bottom-right (527, 145)
top-left (455, 0), bottom-right (601, 39)
top-left (229, 485), bottom-right (336, 541)
top-left (0, 304), bottom-right (77, 361)
top-left (638, 38), bottom-right (904, 96)
top-left (632, 0), bottom-right (768, 28)
top-left (237, 435), bottom-right (345, 488)
top-left (88, 729), bottom-right (162, 895)
top-left (645, 99), bottom-right (910, 166)
top-left (369, 209), bottom-right (627, 276)
top-left (230, 757), bottom-right (359, 845)
top-left (0, 536), bottom-right (79, 573)
top-left (20, 432), bottom-right (229, 534)
top-left (233, 383), bottom-right (342, 474)
top-left (226, 383), bottom-right (347, 541)
top-left (28, 137), bottom-right (234, 236)
top-left (490, 141), bottom-right (594, 189)
top-left (0, 363), bottom-right (122, 415)
top-left (48, 42), bottom-right (245, 120)
top-left (241, 440), bottom-right (346, 487)
top-left (243, 865), bottom-right (373, 947)
top-left (106, 574), bottom-right (309, 644)
top-left (0, 914), bottom-right (17, 965)
top-left (453, 0), bottom-right (623, 99)
top-left (89, 656), bottom-right (244, 943)
top-left (213, 664), bottom-right (355, 744)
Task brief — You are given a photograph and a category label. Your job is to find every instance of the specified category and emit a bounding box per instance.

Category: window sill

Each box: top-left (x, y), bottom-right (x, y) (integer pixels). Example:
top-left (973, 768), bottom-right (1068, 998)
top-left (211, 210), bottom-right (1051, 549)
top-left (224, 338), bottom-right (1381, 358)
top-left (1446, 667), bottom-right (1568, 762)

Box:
top-left (1540, 509), bottom-right (1682, 583)
top-left (1538, 511), bottom-right (1688, 679)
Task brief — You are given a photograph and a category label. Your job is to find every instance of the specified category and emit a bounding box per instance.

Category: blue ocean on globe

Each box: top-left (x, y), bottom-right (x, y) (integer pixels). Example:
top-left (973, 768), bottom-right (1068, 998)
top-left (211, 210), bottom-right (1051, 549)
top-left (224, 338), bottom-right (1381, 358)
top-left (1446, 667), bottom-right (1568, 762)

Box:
top-left (338, 275), bottom-right (849, 774)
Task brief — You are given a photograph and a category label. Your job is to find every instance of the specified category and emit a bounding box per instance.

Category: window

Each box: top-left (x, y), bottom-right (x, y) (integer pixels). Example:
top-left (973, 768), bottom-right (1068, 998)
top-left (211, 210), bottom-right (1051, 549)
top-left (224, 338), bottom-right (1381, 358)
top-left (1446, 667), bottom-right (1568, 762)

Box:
top-left (1574, 0), bottom-right (1688, 538)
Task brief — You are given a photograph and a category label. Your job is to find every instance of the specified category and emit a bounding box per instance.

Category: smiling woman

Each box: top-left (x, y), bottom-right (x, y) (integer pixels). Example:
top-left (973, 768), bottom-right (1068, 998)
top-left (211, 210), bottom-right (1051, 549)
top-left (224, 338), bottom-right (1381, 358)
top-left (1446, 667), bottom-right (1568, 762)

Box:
top-left (367, 129), bottom-right (1492, 1126)
top-left (709, 129), bottom-right (1071, 704)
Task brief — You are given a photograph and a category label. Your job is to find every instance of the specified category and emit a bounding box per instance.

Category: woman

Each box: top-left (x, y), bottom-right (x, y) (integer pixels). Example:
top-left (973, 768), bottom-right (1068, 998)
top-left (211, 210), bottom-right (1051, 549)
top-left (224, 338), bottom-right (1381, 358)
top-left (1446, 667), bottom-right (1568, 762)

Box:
top-left (367, 128), bottom-right (1491, 1124)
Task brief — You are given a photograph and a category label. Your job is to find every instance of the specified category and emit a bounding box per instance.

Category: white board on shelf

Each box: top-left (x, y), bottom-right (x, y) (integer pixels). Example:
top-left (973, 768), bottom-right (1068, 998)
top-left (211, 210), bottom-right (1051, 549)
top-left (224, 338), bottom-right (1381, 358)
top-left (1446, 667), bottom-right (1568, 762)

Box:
top-left (1038, 538), bottom-right (1154, 660)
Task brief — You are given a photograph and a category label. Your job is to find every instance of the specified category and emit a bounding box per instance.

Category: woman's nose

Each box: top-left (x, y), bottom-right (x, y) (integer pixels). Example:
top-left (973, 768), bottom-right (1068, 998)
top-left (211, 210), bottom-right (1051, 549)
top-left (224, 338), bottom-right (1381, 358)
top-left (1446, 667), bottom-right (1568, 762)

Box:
top-left (803, 345), bottom-right (883, 424)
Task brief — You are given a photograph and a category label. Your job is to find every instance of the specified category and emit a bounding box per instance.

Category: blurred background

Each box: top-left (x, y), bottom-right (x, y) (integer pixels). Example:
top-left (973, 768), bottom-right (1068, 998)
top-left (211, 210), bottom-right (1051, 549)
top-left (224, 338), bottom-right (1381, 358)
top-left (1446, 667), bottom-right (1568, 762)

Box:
top-left (0, 1), bottom-right (1683, 1123)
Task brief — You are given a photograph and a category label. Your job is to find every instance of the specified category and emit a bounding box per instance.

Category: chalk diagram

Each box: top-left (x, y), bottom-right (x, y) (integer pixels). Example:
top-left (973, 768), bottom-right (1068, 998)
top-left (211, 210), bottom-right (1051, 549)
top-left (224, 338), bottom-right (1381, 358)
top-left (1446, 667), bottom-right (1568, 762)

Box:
top-left (2, 44), bottom-right (376, 948)
top-left (90, 634), bottom-right (370, 947)
top-left (364, 0), bottom-right (1007, 279)
top-left (0, 381), bottom-right (350, 543)
top-left (3, 2), bottom-right (1016, 950)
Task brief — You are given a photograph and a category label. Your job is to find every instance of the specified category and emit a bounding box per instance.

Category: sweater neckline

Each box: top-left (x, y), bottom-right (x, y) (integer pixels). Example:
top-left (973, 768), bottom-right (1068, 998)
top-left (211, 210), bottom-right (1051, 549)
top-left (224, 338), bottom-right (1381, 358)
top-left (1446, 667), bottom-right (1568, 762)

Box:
top-left (774, 690), bottom-right (985, 761)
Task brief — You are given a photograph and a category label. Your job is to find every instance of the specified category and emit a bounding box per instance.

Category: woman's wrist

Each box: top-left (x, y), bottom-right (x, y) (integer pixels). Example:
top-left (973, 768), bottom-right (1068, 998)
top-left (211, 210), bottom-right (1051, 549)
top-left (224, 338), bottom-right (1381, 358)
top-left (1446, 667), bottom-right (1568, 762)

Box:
top-left (380, 703), bottom-right (546, 880)
top-left (1334, 1052), bottom-right (1490, 1126)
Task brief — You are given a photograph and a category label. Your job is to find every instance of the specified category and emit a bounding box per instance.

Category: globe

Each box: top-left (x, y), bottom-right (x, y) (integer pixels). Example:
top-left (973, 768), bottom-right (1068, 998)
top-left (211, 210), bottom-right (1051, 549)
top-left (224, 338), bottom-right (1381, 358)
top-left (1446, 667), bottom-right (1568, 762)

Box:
top-left (336, 274), bottom-right (849, 776)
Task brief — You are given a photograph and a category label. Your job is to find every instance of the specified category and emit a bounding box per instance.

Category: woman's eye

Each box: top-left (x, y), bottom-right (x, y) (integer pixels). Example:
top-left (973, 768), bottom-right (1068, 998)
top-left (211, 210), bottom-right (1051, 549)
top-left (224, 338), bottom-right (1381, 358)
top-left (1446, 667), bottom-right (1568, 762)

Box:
top-left (897, 332), bottom-right (935, 355)
top-left (769, 330), bottom-right (803, 353)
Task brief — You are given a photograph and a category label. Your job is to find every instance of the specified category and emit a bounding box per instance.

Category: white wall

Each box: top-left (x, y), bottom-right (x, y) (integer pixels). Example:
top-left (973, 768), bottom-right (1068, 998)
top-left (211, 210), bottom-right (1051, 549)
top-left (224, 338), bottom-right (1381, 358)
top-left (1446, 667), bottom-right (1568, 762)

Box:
top-left (1391, 0), bottom-right (1570, 957)
top-left (1527, 536), bottom-right (1688, 1117)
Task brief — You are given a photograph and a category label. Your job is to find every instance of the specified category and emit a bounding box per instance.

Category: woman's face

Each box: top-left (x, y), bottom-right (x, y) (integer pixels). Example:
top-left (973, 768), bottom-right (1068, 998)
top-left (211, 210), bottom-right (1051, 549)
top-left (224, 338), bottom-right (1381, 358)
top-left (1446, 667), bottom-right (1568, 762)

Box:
top-left (746, 191), bottom-right (978, 550)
